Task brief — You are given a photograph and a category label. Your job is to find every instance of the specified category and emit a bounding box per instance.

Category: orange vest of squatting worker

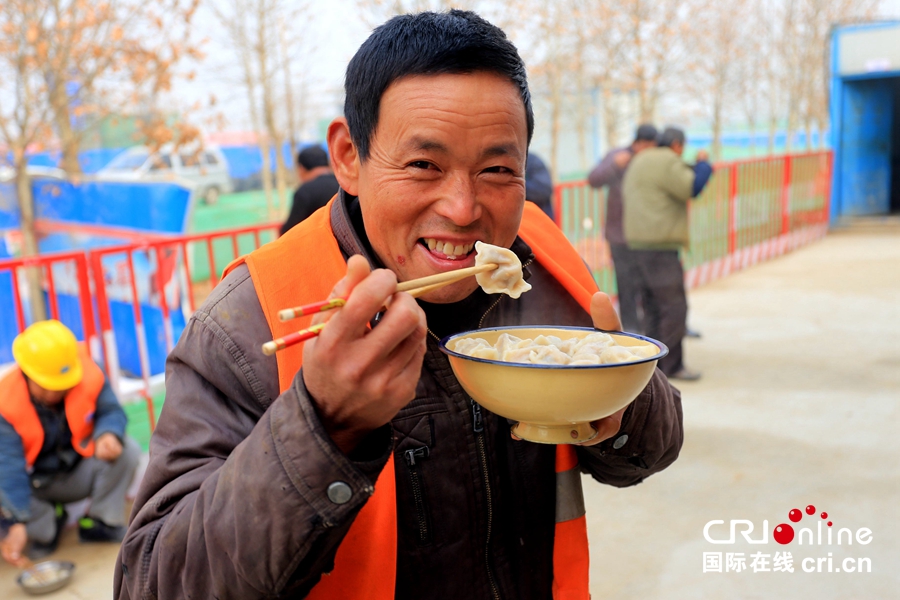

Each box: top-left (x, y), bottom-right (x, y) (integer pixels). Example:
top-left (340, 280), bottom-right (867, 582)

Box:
top-left (0, 344), bottom-right (104, 468)
top-left (224, 198), bottom-right (597, 600)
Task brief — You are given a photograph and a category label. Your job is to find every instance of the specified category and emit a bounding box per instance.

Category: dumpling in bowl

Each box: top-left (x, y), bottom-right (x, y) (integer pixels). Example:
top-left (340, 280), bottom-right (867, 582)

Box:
top-left (470, 346), bottom-right (500, 360)
top-left (495, 333), bottom-right (523, 355)
top-left (530, 345), bottom-right (571, 365)
top-left (453, 337), bottom-right (490, 355)
top-left (474, 241), bottom-right (532, 299)
top-left (627, 343), bottom-right (659, 358)
top-left (569, 355), bottom-right (602, 366)
top-left (555, 337), bottom-right (580, 355)
top-left (533, 335), bottom-right (563, 347)
top-left (599, 346), bottom-right (637, 364)
top-left (501, 347), bottom-right (535, 364)
top-left (575, 332), bottom-right (615, 351)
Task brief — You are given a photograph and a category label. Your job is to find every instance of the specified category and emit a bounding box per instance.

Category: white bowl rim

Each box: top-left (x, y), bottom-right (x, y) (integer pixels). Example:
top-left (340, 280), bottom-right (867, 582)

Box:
top-left (439, 325), bottom-right (669, 369)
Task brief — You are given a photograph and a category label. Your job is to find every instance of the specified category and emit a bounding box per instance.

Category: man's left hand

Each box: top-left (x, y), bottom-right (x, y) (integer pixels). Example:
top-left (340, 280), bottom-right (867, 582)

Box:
top-left (575, 292), bottom-right (627, 446)
top-left (95, 433), bottom-right (123, 462)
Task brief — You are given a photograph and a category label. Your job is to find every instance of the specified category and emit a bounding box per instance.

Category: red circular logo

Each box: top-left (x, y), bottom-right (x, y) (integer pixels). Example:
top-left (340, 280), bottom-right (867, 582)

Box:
top-left (774, 524), bottom-right (795, 545)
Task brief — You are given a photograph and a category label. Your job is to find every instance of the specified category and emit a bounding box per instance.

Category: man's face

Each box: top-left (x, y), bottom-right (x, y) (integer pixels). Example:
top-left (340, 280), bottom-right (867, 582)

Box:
top-left (349, 72), bottom-right (528, 303)
top-left (26, 378), bottom-right (68, 405)
top-left (670, 140), bottom-right (685, 156)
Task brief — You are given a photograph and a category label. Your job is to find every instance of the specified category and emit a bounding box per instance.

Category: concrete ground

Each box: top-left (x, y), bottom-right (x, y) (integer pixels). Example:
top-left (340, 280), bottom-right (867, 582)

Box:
top-left (1, 219), bottom-right (897, 598)
top-left (586, 218), bottom-right (900, 599)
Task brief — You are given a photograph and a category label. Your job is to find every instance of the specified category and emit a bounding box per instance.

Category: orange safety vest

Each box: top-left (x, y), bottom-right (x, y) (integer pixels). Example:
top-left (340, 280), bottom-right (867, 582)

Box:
top-left (228, 199), bottom-right (596, 599)
top-left (0, 344), bottom-right (103, 468)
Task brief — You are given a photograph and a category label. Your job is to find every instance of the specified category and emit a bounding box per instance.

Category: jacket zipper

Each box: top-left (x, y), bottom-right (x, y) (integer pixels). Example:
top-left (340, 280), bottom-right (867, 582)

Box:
top-left (471, 400), bottom-right (501, 600)
top-left (423, 255), bottom-right (533, 596)
top-left (403, 446), bottom-right (431, 544)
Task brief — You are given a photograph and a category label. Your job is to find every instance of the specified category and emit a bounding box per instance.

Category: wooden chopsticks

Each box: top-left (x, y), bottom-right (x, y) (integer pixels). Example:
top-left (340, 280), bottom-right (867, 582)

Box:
top-left (261, 263), bottom-right (497, 355)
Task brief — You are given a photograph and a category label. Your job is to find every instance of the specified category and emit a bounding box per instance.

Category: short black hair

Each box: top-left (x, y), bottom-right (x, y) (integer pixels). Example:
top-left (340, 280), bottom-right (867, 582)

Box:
top-left (634, 124), bottom-right (658, 143)
top-left (297, 145), bottom-right (329, 170)
top-left (658, 127), bottom-right (686, 148)
top-left (344, 9), bottom-right (533, 161)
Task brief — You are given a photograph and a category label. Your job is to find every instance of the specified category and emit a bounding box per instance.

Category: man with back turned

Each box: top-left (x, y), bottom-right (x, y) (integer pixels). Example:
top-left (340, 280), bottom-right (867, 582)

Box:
top-left (622, 127), bottom-right (712, 381)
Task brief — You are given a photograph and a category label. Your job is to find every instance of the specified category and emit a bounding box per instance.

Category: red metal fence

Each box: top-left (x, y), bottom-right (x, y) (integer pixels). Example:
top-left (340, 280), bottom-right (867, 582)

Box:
top-left (1, 150), bottom-right (832, 435)
top-left (0, 224), bottom-right (279, 430)
top-left (553, 150), bottom-right (832, 293)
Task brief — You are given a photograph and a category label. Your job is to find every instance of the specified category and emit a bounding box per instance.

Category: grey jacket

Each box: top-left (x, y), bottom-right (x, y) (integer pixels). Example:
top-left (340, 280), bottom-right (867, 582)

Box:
top-left (115, 192), bottom-right (683, 599)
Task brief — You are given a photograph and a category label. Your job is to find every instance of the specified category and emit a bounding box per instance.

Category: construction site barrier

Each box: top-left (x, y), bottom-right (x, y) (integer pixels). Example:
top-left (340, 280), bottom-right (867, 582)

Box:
top-left (0, 223), bottom-right (279, 431)
top-left (1, 149), bottom-right (831, 439)
top-left (553, 150), bottom-right (832, 293)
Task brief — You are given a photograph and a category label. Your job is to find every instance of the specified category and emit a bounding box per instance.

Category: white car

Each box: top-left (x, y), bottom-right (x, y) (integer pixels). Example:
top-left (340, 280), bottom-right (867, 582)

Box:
top-left (97, 144), bottom-right (234, 204)
top-left (0, 165), bottom-right (67, 182)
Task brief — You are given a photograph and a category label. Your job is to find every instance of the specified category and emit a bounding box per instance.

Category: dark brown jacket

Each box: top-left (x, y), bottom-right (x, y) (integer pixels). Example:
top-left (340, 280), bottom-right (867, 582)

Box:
top-left (115, 192), bottom-right (683, 600)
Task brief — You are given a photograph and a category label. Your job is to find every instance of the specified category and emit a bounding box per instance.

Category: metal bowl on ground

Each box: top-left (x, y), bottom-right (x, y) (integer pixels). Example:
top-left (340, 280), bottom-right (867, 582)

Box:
top-left (440, 326), bottom-right (667, 444)
top-left (16, 561), bottom-right (75, 595)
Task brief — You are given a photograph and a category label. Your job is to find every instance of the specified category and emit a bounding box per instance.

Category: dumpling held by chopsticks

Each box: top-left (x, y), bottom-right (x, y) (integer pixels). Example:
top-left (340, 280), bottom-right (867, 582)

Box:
top-left (474, 241), bottom-right (532, 299)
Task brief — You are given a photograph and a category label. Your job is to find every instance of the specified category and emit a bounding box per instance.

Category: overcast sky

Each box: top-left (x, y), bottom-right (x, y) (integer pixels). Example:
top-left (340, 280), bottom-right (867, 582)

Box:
top-left (181, 0), bottom-right (900, 141)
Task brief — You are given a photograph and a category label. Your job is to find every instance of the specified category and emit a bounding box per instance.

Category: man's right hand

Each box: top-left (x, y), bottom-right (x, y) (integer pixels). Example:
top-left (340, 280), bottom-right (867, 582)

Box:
top-left (1, 523), bottom-right (29, 568)
top-left (302, 255), bottom-right (428, 454)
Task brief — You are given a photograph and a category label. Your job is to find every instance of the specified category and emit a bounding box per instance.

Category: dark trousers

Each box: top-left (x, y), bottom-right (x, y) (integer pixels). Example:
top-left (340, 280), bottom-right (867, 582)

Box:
top-left (631, 250), bottom-right (687, 376)
top-left (26, 436), bottom-right (141, 543)
top-left (609, 244), bottom-right (643, 334)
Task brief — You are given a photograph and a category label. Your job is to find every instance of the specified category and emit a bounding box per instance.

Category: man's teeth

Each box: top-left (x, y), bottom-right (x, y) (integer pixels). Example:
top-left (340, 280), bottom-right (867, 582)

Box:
top-left (423, 239), bottom-right (475, 257)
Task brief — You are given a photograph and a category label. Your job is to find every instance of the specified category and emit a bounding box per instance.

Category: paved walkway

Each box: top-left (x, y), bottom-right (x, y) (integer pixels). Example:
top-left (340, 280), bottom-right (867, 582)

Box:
top-left (586, 218), bottom-right (900, 598)
top-left (1, 219), bottom-right (897, 598)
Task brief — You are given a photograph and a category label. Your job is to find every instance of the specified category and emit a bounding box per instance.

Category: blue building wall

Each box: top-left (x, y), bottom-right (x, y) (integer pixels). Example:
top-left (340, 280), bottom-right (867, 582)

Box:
top-left (830, 21), bottom-right (900, 221)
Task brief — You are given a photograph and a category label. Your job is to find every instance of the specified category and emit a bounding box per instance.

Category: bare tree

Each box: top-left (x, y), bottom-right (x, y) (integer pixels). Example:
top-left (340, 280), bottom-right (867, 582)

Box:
top-left (693, 0), bottom-right (752, 160)
top-left (14, 0), bottom-right (201, 176)
top-left (0, 1), bottom-right (56, 320)
top-left (215, 0), bottom-right (305, 219)
top-left (1, 0), bottom-right (201, 320)
top-left (578, 0), bottom-right (633, 151)
top-left (799, 0), bottom-right (880, 149)
top-left (621, 0), bottom-right (696, 124)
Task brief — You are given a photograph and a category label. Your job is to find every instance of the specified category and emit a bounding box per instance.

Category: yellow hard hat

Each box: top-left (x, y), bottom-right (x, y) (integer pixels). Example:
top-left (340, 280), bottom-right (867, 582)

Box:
top-left (12, 320), bottom-right (83, 391)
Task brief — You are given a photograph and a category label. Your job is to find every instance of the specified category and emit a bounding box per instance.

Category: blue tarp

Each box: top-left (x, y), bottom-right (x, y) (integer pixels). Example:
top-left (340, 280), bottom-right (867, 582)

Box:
top-left (0, 179), bottom-right (192, 234)
top-left (0, 178), bottom-right (193, 373)
top-left (15, 142), bottom-right (312, 180)
top-left (221, 142), bottom-right (309, 179)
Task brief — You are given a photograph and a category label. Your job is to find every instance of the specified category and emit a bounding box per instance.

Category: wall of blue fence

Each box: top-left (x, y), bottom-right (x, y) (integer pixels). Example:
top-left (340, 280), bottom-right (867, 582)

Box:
top-left (13, 141), bottom-right (316, 182)
top-left (686, 130), bottom-right (830, 150)
top-left (23, 148), bottom-right (124, 174)
top-left (220, 143), bottom-right (297, 179)
top-left (0, 178), bottom-right (193, 374)
top-left (108, 301), bottom-right (186, 377)
top-left (0, 179), bottom-right (192, 234)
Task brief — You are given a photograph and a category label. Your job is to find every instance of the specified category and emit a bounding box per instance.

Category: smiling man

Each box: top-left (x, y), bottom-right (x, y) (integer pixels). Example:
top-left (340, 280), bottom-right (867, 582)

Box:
top-left (115, 10), bottom-right (683, 600)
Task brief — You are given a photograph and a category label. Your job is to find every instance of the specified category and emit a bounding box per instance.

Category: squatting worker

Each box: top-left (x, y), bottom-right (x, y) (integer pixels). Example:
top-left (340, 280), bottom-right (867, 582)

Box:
top-left (116, 11), bottom-right (683, 599)
top-left (622, 127), bottom-right (713, 381)
top-left (588, 124), bottom-right (658, 334)
top-left (0, 320), bottom-right (140, 568)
